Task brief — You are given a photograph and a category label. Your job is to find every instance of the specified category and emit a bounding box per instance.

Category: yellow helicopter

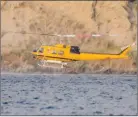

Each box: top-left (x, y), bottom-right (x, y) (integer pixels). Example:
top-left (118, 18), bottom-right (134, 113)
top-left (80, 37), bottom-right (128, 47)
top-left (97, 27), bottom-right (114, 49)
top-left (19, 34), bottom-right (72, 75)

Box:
top-left (31, 43), bottom-right (132, 68)
top-left (30, 33), bottom-right (134, 68)
top-left (2, 31), bottom-right (134, 69)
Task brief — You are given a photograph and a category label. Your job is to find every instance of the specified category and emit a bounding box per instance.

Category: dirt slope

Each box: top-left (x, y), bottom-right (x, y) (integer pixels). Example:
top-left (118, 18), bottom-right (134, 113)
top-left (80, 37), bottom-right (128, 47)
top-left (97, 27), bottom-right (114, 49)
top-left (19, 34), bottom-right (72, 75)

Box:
top-left (1, 1), bottom-right (137, 73)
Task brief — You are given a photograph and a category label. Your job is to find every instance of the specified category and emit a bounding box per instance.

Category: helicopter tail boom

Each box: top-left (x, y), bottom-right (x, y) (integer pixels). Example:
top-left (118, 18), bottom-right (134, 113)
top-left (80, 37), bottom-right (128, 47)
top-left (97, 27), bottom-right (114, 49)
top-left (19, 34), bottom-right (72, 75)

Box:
top-left (79, 46), bottom-right (132, 60)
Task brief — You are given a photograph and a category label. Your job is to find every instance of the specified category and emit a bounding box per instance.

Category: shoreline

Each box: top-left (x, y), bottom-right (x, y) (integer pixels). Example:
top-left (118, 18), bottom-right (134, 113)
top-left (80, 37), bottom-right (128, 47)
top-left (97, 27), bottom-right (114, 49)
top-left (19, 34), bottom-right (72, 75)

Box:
top-left (1, 71), bottom-right (137, 76)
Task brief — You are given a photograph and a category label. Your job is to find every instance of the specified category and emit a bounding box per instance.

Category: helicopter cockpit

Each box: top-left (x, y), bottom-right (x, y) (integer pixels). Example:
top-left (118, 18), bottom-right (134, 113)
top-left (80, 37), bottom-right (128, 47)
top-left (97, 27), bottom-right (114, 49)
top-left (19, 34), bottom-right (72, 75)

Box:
top-left (70, 46), bottom-right (80, 54)
top-left (33, 49), bottom-right (37, 52)
top-left (33, 47), bottom-right (44, 53)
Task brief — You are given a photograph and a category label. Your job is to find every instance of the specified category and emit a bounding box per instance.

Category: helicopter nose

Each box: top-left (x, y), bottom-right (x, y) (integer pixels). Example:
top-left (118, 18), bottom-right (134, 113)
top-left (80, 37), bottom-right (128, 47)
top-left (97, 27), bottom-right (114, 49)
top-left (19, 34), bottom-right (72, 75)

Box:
top-left (31, 52), bottom-right (37, 59)
top-left (31, 51), bottom-right (38, 57)
top-left (31, 49), bottom-right (37, 54)
top-left (31, 52), bottom-right (35, 55)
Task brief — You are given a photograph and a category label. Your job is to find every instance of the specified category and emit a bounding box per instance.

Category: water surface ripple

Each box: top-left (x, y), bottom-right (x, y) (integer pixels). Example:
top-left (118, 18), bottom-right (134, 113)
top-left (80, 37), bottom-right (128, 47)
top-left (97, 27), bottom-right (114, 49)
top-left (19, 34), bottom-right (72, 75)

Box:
top-left (1, 73), bottom-right (137, 115)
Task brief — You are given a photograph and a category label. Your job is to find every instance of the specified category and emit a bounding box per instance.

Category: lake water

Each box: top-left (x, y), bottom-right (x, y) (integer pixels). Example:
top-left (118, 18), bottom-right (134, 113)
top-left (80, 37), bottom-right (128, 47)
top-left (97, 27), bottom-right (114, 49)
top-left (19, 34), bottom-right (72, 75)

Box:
top-left (1, 73), bottom-right (137, 115)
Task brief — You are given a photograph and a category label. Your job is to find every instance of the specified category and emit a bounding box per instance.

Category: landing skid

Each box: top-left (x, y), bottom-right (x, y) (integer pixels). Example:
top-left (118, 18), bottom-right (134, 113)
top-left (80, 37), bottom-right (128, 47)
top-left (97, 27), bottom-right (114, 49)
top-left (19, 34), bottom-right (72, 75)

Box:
top-left (37, 60), bottom-right (67, 69)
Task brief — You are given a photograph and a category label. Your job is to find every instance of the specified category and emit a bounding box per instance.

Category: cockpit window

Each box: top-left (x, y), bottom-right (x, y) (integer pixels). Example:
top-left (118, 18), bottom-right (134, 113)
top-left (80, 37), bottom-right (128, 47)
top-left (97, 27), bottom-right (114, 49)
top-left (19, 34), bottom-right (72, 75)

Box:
top-left (33, 49), bottom-right (38, 52)
top-left (38, 47), bottom-right (44, 53)
top-left (70, 46), bottom-right (80, 54)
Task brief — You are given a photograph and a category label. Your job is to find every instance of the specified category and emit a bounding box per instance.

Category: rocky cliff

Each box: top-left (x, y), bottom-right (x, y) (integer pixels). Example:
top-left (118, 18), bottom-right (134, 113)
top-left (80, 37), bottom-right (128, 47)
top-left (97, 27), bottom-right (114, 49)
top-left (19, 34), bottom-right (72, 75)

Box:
top-left (1, 1), bottom-right (137, 74)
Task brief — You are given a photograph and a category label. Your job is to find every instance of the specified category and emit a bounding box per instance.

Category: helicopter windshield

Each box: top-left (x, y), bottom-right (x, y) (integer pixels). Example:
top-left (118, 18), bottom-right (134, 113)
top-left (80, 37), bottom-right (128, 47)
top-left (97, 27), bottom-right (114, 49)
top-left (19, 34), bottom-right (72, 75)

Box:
top-left (38, 47), bottom-right (44, 53)
top-left (33, 48), bottom-right (38, 52)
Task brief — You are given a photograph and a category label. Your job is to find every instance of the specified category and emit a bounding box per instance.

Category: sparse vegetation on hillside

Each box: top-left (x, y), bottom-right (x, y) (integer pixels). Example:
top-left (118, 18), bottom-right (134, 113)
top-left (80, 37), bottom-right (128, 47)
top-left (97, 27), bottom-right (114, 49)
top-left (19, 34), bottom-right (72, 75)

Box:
top-left (1, 1), bottom-right (137, 74)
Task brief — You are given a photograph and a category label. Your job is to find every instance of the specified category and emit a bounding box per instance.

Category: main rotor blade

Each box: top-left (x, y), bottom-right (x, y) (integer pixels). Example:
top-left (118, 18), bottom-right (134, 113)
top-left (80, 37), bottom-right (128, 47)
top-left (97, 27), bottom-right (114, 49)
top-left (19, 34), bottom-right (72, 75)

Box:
top-left (3, 31), bottom-right (119, 38)
top-left (53, 34), bottom-right (76, 37)
top-left (3, 31), bottom-right (57, 36)
top-left (51, 34), bottom-right (119, 38)
top-left (91, 34), bottom-right (118, 37)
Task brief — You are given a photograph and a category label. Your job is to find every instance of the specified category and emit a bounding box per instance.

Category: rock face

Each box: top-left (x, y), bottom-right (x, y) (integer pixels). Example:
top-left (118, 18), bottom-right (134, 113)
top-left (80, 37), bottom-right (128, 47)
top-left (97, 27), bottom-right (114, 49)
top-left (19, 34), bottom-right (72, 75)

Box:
top-left (92, 1), bottom-right (137, 46)
top-left (1, 1), bottom-right (137, 73)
